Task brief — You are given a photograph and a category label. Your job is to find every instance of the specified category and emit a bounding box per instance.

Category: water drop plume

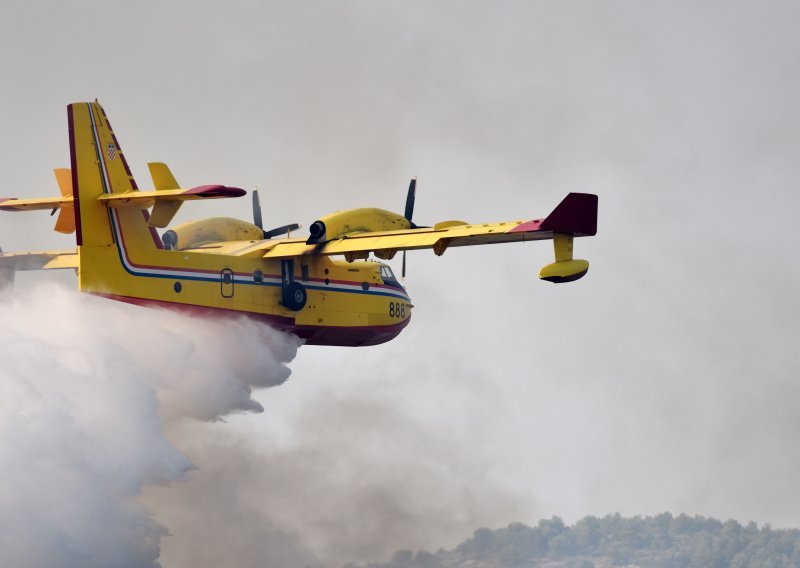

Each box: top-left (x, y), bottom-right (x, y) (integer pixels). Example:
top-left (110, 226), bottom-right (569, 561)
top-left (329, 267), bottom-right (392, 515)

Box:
top-left (0, 282), bottom-right (299, 567)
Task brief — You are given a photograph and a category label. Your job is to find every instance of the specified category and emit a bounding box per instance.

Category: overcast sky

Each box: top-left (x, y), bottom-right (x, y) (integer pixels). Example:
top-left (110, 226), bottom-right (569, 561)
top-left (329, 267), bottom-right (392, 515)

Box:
top-left (1, 0), bottom-right (799, 565)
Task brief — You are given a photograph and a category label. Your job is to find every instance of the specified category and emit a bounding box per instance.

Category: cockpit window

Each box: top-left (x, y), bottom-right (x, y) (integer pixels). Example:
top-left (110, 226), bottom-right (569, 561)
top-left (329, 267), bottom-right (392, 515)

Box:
top-left (379, 265), bottom-right (404, 289)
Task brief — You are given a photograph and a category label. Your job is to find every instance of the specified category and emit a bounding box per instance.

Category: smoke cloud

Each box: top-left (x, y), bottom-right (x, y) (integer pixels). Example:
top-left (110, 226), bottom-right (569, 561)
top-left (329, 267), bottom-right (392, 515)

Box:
top-left (0, 283), bottom-right (298, 567)
top-left (0, 284), bottom-right (527, 567)
top-left (145, 390), bottom-right (529, 567)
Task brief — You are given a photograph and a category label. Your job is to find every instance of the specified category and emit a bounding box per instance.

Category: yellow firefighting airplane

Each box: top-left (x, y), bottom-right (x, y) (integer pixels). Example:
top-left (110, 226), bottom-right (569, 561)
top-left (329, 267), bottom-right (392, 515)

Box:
top-left (0, 102), bottom-right (598, 346)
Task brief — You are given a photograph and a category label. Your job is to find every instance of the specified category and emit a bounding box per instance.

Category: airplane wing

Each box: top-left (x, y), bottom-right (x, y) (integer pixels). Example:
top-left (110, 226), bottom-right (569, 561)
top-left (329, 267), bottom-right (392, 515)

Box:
top-left (0, 248), bottom-right (78, 290)
top-left (0, 249), bottom-right (78, 270)
top-left (260, 192), bottom-right (597, 261)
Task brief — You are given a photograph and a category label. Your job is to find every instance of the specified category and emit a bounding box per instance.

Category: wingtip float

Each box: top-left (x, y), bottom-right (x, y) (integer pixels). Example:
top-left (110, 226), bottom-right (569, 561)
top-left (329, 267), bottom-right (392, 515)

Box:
top-left (0, 101), bottom-right (598, 346)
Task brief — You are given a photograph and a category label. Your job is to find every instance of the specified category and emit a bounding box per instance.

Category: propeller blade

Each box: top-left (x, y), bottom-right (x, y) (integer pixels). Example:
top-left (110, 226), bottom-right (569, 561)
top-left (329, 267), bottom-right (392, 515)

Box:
top-left (402, 177), bottom-right (417, 278)
top-left (263, 223), bottom-right (301, 239)
top-left (252, 189), bottom-right (263, 231)
top-left (404, 177), bottom-right (416, 223)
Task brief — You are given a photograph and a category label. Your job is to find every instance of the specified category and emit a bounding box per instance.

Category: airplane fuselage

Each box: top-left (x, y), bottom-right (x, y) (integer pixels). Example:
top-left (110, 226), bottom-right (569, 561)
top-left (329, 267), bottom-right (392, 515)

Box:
top-left (80, 218), bottom-right (412, 346)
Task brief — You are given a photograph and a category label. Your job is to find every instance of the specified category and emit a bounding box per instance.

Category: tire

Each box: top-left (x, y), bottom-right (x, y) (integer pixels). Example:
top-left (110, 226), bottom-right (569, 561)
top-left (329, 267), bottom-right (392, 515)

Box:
top-left (283, 282), bottom-right (307, 311)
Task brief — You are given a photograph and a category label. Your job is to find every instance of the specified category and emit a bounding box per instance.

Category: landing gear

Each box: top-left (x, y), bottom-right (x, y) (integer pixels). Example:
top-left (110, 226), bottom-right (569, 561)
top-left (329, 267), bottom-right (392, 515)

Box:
top-left (283, 282), bottom-right (307, 311)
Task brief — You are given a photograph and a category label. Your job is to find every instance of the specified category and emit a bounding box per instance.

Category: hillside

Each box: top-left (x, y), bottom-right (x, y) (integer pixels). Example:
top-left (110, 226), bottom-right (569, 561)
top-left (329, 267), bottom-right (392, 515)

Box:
top-left (348, 513), bottom-right (800, 568)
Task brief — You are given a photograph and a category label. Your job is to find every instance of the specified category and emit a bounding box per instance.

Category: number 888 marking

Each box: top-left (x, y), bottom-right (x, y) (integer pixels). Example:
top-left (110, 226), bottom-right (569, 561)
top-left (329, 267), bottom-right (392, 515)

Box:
top-left (389, 302), bottom-right (406, 318)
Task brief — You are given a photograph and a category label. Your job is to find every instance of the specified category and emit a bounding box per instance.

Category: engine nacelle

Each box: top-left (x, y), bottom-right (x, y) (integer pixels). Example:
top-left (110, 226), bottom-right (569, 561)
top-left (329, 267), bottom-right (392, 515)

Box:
top-left (307, 208), bottom-right (411, 244)
top-left (162, 217), bottom-right (263, 250)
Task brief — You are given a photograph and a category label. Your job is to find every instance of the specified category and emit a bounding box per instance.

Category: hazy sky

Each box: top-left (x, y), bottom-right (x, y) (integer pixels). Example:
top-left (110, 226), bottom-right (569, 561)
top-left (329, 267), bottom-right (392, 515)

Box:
top-left (1, 0), bottom-right (799, 566)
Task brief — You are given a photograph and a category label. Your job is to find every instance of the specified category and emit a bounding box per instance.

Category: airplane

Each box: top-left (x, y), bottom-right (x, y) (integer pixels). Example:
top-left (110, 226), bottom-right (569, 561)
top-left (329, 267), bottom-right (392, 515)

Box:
top-left (0, 101), bottom-right (598, 346)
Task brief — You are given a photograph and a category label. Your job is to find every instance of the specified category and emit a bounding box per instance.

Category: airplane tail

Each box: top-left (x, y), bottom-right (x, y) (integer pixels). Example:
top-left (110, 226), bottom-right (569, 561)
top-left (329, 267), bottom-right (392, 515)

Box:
top-left (0, 102), bottom-right (245, 294)
top-left (537, 193), bottom-right (598, 283)
top-left (68, 101), bottom-right (162, 251)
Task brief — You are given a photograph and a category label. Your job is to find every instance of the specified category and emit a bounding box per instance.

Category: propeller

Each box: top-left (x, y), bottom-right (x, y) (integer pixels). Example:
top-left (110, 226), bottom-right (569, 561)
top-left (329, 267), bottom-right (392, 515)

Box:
top-left (402, 177), bottom-right (416, 278)
top-left (404, 177), bottom-right (416, 228)
top-left (252, 188), bottom-right (301, 239)
top-left (252, 189), bottom-right (263, 232)
top-left (264, 223), bottom-right (300, 239)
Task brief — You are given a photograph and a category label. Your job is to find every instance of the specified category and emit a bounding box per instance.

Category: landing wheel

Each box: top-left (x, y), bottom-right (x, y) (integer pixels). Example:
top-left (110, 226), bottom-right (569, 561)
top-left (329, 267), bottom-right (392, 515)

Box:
top-left (283, 282), bottom-right (307, 311)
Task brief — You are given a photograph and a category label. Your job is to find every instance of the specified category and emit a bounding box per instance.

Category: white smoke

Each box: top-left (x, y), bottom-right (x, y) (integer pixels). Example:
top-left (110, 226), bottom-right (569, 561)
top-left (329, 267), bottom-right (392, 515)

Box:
top-left (0, 282), bottom-right (299, 567)
top-left (0, 282), bottom-right (527, 568)
top-left (145, 390), bottom-right (530, 567)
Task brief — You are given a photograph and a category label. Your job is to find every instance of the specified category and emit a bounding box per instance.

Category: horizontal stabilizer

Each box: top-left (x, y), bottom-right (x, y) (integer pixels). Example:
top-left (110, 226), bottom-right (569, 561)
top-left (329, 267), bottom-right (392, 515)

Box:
top-left (0, 169), bottom-right (77, 233)
top-left (97, 185), bottom-right (246, 207)
top-left (1, 182), bottom-right (244, 230)
top-left (0, 196), bottom-right (72, 211)
top-left (97, 184), bottom-right (246, 228)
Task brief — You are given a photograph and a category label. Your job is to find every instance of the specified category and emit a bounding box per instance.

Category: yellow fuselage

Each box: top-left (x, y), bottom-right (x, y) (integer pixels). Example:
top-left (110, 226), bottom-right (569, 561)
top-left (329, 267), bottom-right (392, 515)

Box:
top-left (79, 223), bottom-right (412, 346)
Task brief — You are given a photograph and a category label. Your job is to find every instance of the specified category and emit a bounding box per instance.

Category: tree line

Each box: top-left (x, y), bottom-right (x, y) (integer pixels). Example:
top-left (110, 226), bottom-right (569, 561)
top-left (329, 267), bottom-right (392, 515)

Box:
top-left (347, 513), bottom-right (800, 567)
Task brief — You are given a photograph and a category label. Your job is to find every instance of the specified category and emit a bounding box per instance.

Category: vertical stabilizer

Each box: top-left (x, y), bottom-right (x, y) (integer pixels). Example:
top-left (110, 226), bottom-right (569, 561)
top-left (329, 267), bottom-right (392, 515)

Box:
top-left (147, 162), bottom-right (183, 227)
top-left (52, 168), bottom-right (76, 234)
top-left (68, 102), bottom-right (162, 294)
top-left (68, 101), bottom-right (160, 251)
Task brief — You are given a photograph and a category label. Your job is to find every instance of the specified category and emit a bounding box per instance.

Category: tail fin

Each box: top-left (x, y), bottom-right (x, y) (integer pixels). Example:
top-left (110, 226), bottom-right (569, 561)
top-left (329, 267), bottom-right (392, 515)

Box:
top-left (52, 168), bottom-right (76, 234)
top-left (537, 193), bottom-right (597, 283)
top-left (148, 162), bottom-right (180, 190)
top-left (147, 162), bottom-right (182, 227)
top-left (539, 192), bottom-right (598, 237)
top-left (68, 101), bottom-right (160, 250)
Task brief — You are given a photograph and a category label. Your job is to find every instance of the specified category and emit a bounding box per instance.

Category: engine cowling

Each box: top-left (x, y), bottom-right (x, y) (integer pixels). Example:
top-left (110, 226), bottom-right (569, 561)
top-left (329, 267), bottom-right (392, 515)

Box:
top-left (307, 208), bottom-right (411, 244)
top-left (162, 217), bottom-right (263, 250)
